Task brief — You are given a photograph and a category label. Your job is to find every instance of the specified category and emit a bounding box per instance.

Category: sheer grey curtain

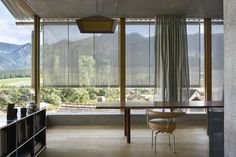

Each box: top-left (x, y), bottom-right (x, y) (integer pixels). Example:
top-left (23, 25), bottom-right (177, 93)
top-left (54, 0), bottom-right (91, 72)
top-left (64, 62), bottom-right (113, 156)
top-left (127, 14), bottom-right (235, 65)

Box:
top-left (154, 16), bottom-right (190, 101)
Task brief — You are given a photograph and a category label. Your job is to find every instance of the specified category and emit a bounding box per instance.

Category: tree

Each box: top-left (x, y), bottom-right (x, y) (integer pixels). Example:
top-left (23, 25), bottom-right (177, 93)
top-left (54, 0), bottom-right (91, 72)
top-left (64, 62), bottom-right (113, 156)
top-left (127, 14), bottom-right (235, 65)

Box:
top-left (59, 88), bottom-right (80, 104)
top-left (79, 56), bottom-right (96, 86)
top-left (43, 93), bottom-right (61, 105)
top-left (77, 88), bottom-right (91, 103)
top-left (0, 93), bottom-right (9, 110)
top-left (86, 88), bottom-right (98, 100)
top-left (41, 87), bottom-right (62, 105)
top-left (0, 86), bottom-right (32, 107)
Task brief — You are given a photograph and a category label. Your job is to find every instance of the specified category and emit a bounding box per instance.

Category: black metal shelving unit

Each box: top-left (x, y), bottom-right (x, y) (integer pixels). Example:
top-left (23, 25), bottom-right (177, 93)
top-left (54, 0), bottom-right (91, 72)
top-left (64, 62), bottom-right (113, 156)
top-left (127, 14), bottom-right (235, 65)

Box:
top-left (0, 109), bottom-right (46, 157)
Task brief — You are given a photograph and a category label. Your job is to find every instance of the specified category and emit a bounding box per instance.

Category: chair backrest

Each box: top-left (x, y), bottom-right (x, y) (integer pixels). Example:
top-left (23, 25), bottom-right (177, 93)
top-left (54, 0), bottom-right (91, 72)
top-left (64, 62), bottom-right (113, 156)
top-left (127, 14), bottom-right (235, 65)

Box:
top-left (146, 110), bottom-right (184, 119)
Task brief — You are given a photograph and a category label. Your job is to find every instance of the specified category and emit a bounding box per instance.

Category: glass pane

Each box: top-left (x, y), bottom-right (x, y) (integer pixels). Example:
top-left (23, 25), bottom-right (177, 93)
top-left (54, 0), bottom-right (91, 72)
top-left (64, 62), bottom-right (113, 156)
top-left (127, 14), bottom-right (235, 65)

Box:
top-left (68, 23), bottom-right (95, 86)
top-left (212, 20), bottom-right (224, 100)
top-left (187, 19), bottom-right (205, 113)
top-left (125, 19), bottom-right (155, 113)
top-left (126, 20), bottom-right (155, 87)
top-left (95, 27), bottom-right (119, 87)
top-left (43, 22), bottom-right (69, 86)
top-left (187, 22), bottom-right (201, 87)
top-left (43, 21), bottom-right (119, 87)
top-left (42, 20), bottom-right (120, 113)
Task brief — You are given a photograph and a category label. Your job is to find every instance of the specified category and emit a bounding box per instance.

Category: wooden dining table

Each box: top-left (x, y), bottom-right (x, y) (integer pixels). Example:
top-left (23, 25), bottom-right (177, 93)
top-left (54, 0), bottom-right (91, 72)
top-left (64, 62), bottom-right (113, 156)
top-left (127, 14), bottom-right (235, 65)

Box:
top-left (96, 101), bottom-right (224, 143)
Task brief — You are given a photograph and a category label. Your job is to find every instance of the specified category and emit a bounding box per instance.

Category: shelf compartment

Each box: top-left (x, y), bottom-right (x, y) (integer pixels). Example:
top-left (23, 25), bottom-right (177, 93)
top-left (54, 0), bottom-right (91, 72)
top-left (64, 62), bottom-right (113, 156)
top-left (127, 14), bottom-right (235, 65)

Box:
top-left (17, 139), bottom-right (34, 157)
top-left (17, 116), bottom-right (34, 146)
top-left (1, 123), bottom-right (17, 157)
top-left (34, 129), bottom-right (46, 155)
top-left (34, 110), bottom-right (46, 134)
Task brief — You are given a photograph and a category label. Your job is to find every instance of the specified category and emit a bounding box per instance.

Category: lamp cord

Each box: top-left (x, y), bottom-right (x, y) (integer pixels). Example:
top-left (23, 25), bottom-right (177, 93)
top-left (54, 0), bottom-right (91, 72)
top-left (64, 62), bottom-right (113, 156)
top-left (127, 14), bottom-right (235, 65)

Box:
top-left (96, 0), bottom-right (98, 16)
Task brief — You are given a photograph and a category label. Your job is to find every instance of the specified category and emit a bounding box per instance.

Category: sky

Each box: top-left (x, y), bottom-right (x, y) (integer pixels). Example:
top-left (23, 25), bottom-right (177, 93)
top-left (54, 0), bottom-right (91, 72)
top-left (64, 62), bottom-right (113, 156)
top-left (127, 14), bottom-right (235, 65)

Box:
top-left (0, 1), bottom-right (33, 44)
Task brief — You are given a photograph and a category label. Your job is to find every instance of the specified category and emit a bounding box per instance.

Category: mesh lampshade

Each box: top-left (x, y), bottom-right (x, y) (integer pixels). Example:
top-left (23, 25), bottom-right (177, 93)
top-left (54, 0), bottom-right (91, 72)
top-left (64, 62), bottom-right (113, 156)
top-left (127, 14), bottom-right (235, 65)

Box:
top-left (76, 16), bottom-right (117, 33)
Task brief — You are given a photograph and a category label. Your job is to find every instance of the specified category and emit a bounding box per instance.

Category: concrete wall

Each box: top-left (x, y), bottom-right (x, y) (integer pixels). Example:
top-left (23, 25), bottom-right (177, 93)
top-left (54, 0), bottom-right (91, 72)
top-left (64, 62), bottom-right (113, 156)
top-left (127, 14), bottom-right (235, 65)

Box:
top-left (47, 113), bottom-right (207, 126)
top-left (224, 0), bottom-right (236, 156)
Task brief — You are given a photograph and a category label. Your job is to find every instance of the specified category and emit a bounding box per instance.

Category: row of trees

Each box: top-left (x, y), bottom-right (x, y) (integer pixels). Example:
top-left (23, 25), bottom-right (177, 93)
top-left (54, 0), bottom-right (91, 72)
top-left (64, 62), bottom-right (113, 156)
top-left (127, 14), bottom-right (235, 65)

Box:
top-left (0, 85), bottom-right (154, 110)
top-left (0, 70), bottom-right (31, 79)
top-left (0, 86), bottom-right (121, 110)
top-left (40, 87), bottom-right (120, 105)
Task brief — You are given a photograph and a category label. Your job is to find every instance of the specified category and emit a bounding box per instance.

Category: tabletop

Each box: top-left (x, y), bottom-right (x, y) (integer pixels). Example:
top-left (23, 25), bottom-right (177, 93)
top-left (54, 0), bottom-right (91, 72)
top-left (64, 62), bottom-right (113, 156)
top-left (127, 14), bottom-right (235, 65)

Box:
top-left (96, 101), bottom-right (224, 109)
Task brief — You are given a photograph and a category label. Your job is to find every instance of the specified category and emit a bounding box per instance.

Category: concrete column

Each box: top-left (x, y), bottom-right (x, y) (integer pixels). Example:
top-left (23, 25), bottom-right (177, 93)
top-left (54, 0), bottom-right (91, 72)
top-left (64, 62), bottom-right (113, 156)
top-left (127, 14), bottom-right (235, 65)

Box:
top-left (224, 0), bottom-right (236, 156)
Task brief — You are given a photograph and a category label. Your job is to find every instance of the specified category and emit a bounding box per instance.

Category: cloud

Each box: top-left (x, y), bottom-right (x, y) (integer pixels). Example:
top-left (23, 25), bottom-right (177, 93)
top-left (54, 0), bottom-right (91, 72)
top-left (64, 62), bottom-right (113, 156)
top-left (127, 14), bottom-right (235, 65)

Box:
top-left (0, 2), bottom-right (33, 44)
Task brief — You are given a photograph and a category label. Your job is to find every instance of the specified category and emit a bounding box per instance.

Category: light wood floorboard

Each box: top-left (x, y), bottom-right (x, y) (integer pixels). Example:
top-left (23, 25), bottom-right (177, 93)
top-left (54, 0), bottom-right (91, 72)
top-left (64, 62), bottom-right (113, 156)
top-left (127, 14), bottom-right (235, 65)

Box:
top-left (39, 125), bottom-right (208, 157)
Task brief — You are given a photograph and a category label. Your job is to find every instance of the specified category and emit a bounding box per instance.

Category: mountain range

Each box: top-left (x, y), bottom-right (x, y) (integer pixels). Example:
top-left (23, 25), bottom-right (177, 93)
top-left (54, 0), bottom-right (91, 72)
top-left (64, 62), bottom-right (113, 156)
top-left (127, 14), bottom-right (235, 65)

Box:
top-left (0, 42), bottom-right (32, 71)
top-left (0, 33), bottom-right (223, 73)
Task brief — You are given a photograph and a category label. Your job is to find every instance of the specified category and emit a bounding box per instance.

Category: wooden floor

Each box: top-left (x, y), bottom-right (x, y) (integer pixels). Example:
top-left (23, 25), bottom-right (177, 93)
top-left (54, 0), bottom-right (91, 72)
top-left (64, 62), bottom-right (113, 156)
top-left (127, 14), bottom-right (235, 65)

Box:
top-left (39, 125), bottom-right (209, 157)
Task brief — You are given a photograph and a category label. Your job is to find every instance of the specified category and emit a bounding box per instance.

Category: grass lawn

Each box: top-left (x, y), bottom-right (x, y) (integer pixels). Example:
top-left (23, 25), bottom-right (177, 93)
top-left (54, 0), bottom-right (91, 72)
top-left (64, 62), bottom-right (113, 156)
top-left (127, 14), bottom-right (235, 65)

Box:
top-left (0, 77), bottom-right (31, 86)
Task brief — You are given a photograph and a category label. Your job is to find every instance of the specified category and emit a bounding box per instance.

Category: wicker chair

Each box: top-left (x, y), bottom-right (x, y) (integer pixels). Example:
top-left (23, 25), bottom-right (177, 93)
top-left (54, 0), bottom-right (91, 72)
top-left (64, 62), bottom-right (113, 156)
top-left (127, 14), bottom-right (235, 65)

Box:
top-left (146, 110), bottom-right (184, 152)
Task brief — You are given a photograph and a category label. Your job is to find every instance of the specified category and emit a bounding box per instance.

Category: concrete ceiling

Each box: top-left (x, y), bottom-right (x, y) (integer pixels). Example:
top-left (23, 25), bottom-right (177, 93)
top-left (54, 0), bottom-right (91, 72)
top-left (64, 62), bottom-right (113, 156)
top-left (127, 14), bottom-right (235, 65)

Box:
top-left (3, 0), bottom-right (223, 19)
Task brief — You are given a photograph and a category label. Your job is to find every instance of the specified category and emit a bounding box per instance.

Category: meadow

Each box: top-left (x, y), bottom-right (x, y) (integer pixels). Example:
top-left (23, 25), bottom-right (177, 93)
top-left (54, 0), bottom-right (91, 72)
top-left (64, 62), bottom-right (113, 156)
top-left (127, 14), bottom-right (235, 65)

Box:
top-left (0, 77), bottom-right (31, 86)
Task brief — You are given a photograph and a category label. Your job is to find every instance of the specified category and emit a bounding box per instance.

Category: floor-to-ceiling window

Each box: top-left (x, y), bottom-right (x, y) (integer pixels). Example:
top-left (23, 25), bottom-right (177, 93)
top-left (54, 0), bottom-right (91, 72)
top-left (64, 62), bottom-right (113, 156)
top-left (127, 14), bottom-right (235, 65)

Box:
top-left (40, 18), bottom-right (210, 114)
top-left (187, 19), bottom-right (205, 99)
top-left (42, 20), bottom-right (120, 113)
top-left (186, 19), bottom-right (205, 113)
top-left (125, 19), bottom-right (155, 109)
top-left (125, 18), bottom-right (206, 113)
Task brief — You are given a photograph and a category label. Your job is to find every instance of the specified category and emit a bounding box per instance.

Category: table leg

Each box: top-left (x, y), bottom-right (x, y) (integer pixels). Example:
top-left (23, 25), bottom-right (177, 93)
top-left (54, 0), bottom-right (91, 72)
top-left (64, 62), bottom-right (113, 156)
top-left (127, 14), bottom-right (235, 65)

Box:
top-left (124, 109), bottom-right (127, 136)
top-left (207, 108), bottom-right (209, 135)
top-left (126, 108), bottom-right (131, 143)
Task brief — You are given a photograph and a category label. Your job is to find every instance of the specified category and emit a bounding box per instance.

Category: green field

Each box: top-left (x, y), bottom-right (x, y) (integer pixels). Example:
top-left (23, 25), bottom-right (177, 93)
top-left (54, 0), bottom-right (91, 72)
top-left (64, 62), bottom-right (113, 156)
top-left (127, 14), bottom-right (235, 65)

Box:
top-left (0, 78), bottom-right (31, 86)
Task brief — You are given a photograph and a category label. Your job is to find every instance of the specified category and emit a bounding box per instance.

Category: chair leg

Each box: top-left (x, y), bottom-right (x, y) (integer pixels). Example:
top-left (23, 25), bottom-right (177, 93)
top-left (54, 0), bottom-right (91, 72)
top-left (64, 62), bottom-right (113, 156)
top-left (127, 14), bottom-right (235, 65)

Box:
top-left (151, 129), bottom-right (154, 146)
top-left (154, 131), bottom-right (160, 152)
top-left (168, 133), bottom-right (171, 146)
top-left (172, 133), bottom-right (176, 153)
top-left (154, 132), bottom-right (157, 152)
